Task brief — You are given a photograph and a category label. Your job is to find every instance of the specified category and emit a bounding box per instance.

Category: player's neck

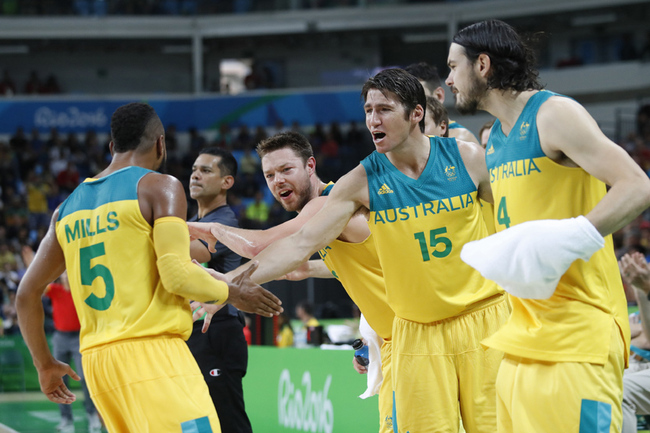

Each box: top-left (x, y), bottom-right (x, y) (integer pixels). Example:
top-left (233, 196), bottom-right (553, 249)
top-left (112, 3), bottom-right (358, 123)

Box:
top-left (197, 194), bottom-right (228, 219)
top-left (386, 133), bottom-right (430, 179)
top-left (485, 89), bottom-right (539, 136)
top-left (96, 152), bottom-right (159, 179)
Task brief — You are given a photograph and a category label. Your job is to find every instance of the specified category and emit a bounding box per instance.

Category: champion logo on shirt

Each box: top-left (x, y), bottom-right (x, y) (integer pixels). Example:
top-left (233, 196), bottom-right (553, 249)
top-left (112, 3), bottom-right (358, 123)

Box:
top-left (378, 183), bottom-right (394, 194)
top-left (209, 369), bottom-right (221, 377)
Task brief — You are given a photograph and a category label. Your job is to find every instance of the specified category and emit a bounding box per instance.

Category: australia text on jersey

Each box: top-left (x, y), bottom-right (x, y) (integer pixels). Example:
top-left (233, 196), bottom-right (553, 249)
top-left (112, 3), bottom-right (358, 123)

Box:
top-left (489, 158), bottom-right (541, 183)
top-left (372, 192), bottom-right (475, 225)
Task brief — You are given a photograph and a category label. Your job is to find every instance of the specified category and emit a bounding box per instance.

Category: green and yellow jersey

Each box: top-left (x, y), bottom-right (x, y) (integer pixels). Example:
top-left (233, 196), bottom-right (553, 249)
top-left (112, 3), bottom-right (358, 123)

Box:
top-left (483, 90), bottom-right (630, 365)
top-left (361, 136), bottom-right (502, 324)
top-left (56, 167), bottom-right (192, 352)
top-left (318, 182), bottom-right (393, 340)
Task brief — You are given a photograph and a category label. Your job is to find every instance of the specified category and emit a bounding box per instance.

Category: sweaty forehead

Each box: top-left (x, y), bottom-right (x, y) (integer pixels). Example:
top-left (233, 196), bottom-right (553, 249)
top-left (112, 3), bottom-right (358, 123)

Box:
top-left (448, 43), bottom-right (466, 63)
top-left (364, 88), bottom-right (398, 106)
top-left (194, 153), bottom-right (221, 169)
top-left (262, 148), bottom-right (303, 170)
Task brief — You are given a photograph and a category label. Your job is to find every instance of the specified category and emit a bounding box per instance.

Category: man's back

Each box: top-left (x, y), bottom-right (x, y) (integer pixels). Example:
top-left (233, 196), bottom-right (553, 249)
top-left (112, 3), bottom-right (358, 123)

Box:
top-left (55, 166), bottom-right (192, 352)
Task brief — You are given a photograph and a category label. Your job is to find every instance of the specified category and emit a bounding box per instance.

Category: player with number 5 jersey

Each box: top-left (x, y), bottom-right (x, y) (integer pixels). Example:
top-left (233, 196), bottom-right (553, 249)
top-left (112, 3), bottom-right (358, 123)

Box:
top-left (16, 102), bottom-right (282, 433)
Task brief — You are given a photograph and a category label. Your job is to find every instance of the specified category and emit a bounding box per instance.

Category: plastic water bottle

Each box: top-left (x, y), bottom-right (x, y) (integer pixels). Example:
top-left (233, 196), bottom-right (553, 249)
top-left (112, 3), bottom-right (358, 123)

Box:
top-left (352, 339), bottom-right (369, 366)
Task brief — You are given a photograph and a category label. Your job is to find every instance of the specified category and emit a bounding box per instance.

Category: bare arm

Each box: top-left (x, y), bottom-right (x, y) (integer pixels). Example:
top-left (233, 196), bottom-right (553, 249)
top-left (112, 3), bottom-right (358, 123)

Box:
top-left (141, 173), bottom-right (283, 316)
top-left (188, 197), bottom-right (329, 258)
top-left (280, 260), bottom-right (335, 281)
top-left (539, 97), bottom-right (650, 236)
top-left (16, 210), bottom-right (80, 404)
top-left (457, 138), bottom-right (493, 204)
top-left (228, 165), bottom-right (369, 284)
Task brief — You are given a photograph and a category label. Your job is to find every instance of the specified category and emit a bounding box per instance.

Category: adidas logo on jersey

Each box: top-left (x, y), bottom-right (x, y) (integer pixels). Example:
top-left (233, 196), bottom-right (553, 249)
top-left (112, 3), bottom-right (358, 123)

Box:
top-left (378, 184), bottom-right (393, 194)
top-left (487, 144), bottom-right (495, 155)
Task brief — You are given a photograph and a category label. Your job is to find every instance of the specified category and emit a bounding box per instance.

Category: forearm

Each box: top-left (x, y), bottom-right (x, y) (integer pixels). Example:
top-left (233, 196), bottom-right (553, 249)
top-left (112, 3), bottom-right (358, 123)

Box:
top-left (586, 177), bottom-right (650, 236)
top-left (210, 223), bottom-right (275, 258)
top-left (16, 289), bottom-right (56, 370)
top-left (307, 260), bottom-right (335, 279)
top-left (155, 217), bottom-right (229, 303)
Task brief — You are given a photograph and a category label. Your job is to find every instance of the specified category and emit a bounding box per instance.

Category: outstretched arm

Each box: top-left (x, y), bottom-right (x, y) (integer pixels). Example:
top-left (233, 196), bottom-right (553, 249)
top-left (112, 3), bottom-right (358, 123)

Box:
top-left (188, 196), bottom-right (329, 258)
top-left (539, 97), bottom-right (650, 236)
top-left (16, 210), bottom-right (80, 404)
top-left (141, 173), bottom-right (283, 317)
top-left (228, 166), bottom-right (369, 285)
top-left (280, 260), bottom-right (336, 281)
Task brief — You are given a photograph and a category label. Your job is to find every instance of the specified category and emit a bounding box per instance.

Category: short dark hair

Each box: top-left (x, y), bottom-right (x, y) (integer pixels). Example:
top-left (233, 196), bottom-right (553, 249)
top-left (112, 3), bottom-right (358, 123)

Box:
top-left (110, 102), bottom-right (162, 153)
top-left (361, 68), bottom-right (426, 133)
top-left (198, 147), bottom-right (238, 178)
top-left (296, 300), bottom-right (314, 316)
top-left (425, 97), bottom-right (449, 137)
top-left (256, 131), bottom-right (313, 165)
top-left (405, 62), bottom-right (442, 90)
top-left (452, 19), bottom-right (543, 92)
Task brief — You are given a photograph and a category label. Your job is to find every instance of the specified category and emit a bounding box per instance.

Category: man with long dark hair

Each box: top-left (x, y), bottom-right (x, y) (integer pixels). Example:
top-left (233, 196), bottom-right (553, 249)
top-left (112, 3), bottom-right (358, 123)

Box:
top-left (447, 19), bottom-right (650, 432)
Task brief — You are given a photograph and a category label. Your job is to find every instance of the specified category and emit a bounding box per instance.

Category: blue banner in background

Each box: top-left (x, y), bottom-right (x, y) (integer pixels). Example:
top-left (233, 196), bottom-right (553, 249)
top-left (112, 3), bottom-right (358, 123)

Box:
top-left (0, 90), bottom-right (366, 135)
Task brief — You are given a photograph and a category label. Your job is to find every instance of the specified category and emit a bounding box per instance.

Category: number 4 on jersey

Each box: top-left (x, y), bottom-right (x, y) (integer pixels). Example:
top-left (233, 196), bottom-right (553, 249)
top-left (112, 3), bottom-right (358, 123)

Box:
top-left (497, 196), bottom-right (511, 228)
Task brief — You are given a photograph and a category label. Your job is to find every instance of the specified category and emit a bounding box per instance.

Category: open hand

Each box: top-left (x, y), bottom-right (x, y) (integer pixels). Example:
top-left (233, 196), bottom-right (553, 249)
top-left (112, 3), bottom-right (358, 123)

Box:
top-left (38, 360), bottom-right (80, 404)
top-left (190, 300), bottom-right (225, 333)
top-left (227, 261), bottom-right (283, 317)
top-left (620, 252), bottom-right (650, 293)
top-left (187, 222), bottom-right (218, 253)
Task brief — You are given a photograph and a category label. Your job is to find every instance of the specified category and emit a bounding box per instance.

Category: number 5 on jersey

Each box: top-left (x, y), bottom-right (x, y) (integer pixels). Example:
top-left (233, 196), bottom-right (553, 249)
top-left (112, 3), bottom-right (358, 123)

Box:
top-left (414, 227), bottom-right (452, 261)
top-left (80, 243), bottom-right (115, 311)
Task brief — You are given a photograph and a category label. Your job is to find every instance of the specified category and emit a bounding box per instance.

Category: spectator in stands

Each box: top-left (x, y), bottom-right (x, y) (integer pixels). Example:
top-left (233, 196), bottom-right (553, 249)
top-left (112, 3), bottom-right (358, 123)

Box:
top-left (40, 74), bottom-right (61, 94)
top-left (26, 170), bottom-right (51, 231)
top-left (243, 190), bottom-right (270, 229)
top-left (189, 126), bottom-right (207, 153)
top-left (239, 146), bottom-right (260, 177)
top-left (0, 69), bottom-right (16, 96)
top-left (620, 251), bottom-right (650, 433)
top-left (295, 300), bottom-right (319, 329)
top-left (276, 313), bottom-right (294, 348)
top-left (56, 161), bottom-right (80, 195)
top-left (24, 71), bottom-right (42, 94)
top-left (2, 289), bottom-right (18, 335)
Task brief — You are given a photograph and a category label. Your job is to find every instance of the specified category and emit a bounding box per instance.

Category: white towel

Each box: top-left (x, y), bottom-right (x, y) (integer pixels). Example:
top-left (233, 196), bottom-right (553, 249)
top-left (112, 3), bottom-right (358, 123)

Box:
top-left (461, 216), bottom-right (605, 299)
top-left (358, 314), bottom-right (384, 399)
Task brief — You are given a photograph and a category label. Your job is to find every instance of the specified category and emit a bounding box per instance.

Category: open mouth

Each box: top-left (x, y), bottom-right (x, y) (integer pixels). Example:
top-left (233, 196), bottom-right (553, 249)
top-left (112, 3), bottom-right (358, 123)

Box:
top-left (279, 190), bottom-right (292, 198)
top-left (373, 132), bottom-right (386, 140)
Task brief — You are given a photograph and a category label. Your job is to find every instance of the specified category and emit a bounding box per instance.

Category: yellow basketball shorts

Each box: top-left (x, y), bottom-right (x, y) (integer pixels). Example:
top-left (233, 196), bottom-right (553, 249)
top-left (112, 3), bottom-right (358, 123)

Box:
top-left (379, 339), bottom-right (393, 433)
top-left (496, 322), bottom-right (625, 433)
top-left (391, 297), bottom-right (508, 433)
top-left (82, 336), bottom-right (221, 433)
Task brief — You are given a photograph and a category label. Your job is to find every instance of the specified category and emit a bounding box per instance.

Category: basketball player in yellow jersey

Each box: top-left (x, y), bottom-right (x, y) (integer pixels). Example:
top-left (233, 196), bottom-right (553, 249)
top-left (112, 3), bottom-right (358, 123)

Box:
top-left (15, 102), bottom-right (283, 433)
top-left (446, 19), bottom-right (650, 433)
top-left (188, 131), bottom-right (396, 433)
top-left (225, 69), bottom-right (508, 433)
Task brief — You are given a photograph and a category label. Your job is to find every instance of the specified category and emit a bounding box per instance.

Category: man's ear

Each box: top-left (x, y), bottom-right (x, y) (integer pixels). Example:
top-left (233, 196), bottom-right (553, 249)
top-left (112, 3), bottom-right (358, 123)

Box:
top-left (411, 104), bottom-right (424, 124)
top-left (433, 86), bottom-right (445, 103)
top-left (156, 135), bottom-right (164, 159)
top-left (222, 175), bottom-right (235, 191)
top-left (477, 53), bottom-right (491, 78)
top-left (306, 156), bottom-right (317, 176)
top-left (109, 141), bottom-right (115, 157)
